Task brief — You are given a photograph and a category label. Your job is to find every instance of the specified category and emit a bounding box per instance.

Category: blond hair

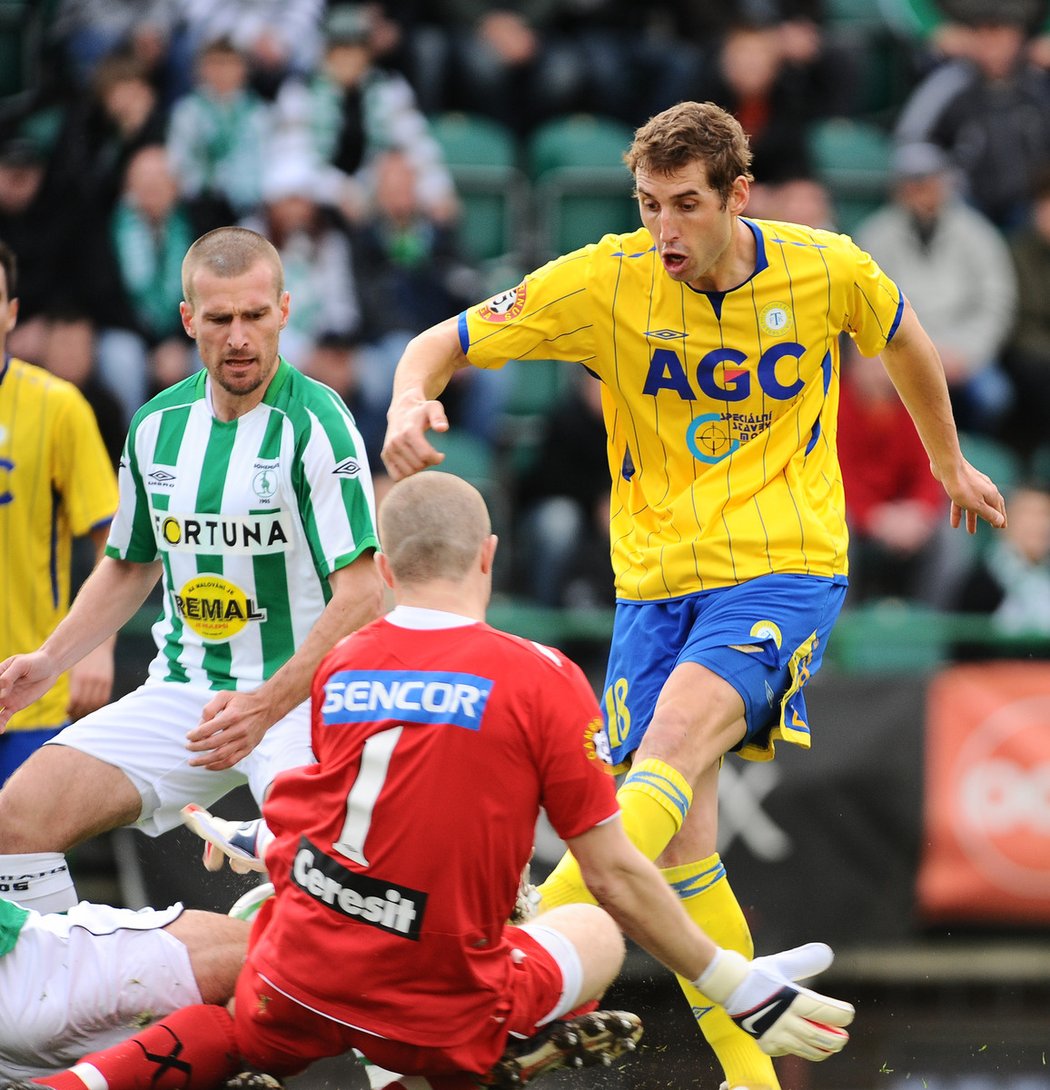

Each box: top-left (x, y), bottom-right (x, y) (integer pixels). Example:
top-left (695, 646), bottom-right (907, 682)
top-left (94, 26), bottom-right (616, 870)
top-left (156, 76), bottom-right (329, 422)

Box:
top-left (624, 101), bottom-right (754, 207)
top-left (181, 226), bottom-right (284, 305)
top-left (380, 472), bottom-right (490, 585)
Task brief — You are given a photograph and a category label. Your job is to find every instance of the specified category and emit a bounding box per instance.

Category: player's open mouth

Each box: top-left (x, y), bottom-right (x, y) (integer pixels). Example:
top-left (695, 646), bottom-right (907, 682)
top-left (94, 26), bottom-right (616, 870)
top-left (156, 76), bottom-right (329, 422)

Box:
top-left (661, 251), bottom-right (687, 274)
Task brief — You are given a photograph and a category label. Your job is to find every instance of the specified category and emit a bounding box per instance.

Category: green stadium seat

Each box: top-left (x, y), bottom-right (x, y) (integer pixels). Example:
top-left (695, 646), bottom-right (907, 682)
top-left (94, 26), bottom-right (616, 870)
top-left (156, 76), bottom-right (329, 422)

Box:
top-left (525, 114), bottom-right (638, 259)
top-left (823, 0), bottom-right (888, 29)
top-left (957, 432), bottom-right (1023, 558)
top-left (807, 118), bottom-right (893, 233)
top-left (430, 111), bottom-right (528, 264)
top-left (496, 358), bottom-right (574, 476)
top-left (428, 429), bottom-right (497, 494)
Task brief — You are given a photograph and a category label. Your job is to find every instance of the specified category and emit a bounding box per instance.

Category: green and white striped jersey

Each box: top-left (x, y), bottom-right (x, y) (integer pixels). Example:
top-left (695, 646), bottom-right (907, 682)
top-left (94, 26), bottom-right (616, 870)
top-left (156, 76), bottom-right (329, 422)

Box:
top-left (107, 360), bottom-right (379, 689)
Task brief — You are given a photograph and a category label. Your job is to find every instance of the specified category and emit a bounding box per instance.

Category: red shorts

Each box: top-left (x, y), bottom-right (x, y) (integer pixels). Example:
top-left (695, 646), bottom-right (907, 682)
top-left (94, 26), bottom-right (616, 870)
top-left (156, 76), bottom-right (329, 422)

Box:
top-left (234, 925), bottom-right (564, 1078)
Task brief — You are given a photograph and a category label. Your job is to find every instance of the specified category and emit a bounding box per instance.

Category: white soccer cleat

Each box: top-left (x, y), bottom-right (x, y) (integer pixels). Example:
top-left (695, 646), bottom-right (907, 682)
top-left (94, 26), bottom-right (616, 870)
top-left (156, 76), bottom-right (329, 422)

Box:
top-left (182, 804), bottom-right (268, 874)
top-left (228, 882), bottom-right (275, 923)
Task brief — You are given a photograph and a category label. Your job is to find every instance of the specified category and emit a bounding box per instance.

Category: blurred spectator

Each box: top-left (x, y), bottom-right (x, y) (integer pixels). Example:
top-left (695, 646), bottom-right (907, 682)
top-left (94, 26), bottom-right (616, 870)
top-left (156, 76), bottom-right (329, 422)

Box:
top-left (894, 4), bottom-right (1050, 229)
top-left (46, 53), bottom-right (169, 237)
top-left (51, 0), bottom-right (186, 103)
top-left (240, 155), bottom-right (363, 375)
top-left (670, 0), bottom-right (859, 119)
top-left (166, 36), bottom-right (270, 219)
top-left (693, 19), bottom-right (816, 184)
top-left (38, 308), bottom-right (126, 466)
top-left (950, 481), bottom-right (1050, 658)
top-left (837, 341), bottom-right (965, 606)
top-left (299, 332), bottom-right (385, 466)
top-left (351, 149), bottom-right (494, 446)
top-left (178, 0), bottom-right (326, 98)
top-left (90, 145), bottom-right (212, 427)
top-left (886, 0), bottom-right (1050, 71)
top-left (1002, 168), bottom-right (1050, 466)
top-left (541, 2), bottom-right (701, 128)
top-left (513, 368), bottom-right (611, 608)
top-left (855, 141), bottom-right (1017, 435)
top-left (0, 139), bottom-right (87, 355)
top-left (748, 172), bottom-right (837, 229)
top-left (424, 2), bottom-right (590, 136)
top-left (271, 4), bottom-right (457, 226)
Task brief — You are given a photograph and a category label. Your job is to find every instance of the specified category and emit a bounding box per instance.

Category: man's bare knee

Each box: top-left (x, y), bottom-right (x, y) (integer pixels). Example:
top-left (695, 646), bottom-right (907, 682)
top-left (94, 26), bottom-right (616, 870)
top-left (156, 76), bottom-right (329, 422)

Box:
top-left (0, 746), bottom-right (141, 852)
top-left (528, 902), bottom-right (625, 1003)
top-left (166, 911), bottom-right (250, 1004)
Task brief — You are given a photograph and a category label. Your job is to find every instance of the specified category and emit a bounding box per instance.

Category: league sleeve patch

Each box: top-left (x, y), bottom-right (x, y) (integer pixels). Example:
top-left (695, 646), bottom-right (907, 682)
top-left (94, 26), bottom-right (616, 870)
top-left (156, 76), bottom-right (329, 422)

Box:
top-left (477, 283), bottom-right (527, 323)
top-left (583, 715), bottom-right (614, 768)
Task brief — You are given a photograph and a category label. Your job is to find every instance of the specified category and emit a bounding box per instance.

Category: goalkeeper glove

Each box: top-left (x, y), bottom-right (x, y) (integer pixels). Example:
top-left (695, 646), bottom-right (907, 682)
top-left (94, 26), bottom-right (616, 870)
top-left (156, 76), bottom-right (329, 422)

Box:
top-left (693, 942), bottom-right (853, 1061)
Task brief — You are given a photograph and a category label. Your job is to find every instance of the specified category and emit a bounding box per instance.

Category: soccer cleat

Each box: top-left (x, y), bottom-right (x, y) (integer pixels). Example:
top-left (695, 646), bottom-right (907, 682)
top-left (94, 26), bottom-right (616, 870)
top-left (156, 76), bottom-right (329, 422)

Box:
top-left (224, 1074), bottom-right (283, 1090)
top-left (477, 1009), bottom-right (643, 1088)
top-left (182, 804), bottom-right (267, 874)
top-left (228, 881), bottom-right (275, 923)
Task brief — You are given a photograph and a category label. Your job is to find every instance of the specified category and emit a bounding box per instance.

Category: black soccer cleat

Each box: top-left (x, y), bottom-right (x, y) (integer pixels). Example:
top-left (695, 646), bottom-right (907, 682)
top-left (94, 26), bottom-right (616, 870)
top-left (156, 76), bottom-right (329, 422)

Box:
top-left (477, 1009), bottom-right (643, 1088)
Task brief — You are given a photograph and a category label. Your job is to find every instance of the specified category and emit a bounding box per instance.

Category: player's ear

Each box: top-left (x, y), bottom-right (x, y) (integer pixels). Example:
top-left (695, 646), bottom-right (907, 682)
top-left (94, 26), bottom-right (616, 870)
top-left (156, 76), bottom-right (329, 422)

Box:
top-left (728, 175), bottom-right (750, 216)
top-left (179, 300), bottom-right (195, 338)
top-left (480, 533), bottom-right (498, 575)
top-left (375, 550), bottom-right (395, 589)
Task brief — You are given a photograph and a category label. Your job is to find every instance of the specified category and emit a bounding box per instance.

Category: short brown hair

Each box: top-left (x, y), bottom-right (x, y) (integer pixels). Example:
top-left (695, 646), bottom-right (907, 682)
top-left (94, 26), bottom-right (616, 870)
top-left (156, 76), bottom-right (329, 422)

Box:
top-left (624, 101), bottom-right (754, 206)
top-left (379, 472), bottom-right (491, 585)
top-left (181, 226), bottom-right (284, 305)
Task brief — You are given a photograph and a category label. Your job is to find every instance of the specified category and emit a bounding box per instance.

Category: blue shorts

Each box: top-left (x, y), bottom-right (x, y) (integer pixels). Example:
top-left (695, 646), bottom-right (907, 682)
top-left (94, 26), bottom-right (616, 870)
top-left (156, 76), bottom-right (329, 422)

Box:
top-left (600, 573), bottom-right (847, 768)
top-left (0, 726), bottom-right (63, 786)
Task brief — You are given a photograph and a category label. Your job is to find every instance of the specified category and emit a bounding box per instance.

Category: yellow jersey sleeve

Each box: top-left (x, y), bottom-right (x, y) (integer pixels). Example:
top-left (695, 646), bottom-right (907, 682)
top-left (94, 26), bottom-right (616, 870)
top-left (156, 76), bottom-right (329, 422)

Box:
top-left (462, 221), bottom-right (904, 600)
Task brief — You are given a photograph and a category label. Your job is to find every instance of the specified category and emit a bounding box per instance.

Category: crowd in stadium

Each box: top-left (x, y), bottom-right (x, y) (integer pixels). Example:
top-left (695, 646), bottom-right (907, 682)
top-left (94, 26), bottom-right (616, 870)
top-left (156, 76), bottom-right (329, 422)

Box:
top-left (3, 0), bottom-right (1050, 625)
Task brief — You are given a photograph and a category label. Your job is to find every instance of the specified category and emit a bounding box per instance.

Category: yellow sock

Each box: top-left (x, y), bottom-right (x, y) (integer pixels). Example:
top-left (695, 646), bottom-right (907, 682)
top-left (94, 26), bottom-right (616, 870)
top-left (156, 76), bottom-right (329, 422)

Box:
top-left (662, 855), bottom-right (780, 1090)
top-left (537, 757), bottom-right (693, 910)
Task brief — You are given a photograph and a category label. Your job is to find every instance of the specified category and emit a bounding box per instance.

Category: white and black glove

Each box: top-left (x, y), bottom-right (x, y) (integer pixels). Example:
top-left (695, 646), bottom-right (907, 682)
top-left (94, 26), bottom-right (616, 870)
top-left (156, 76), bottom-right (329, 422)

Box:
top-left (693, 942), bottom-right (853, 1061)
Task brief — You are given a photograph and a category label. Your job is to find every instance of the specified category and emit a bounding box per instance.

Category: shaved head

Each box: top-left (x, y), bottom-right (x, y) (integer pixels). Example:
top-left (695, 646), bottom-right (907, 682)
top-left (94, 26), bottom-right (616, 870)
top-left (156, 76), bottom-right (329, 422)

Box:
top-left (379, 472), bottom-right (491, 585)
top-left (181, 226), bottom-right (284, 305)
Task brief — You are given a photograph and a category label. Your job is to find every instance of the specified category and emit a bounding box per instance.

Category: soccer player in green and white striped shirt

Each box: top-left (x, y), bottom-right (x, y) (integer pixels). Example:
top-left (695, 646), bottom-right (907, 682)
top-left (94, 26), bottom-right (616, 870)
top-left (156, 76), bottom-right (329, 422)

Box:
top-left (0, 227), bottom-right (383, 911)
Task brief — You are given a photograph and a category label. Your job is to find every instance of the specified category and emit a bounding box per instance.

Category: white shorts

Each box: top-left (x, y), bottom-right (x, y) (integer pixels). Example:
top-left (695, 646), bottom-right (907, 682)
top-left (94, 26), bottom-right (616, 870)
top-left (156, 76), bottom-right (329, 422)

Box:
top-left (0, 901), bottom-right (200, 1078)
top-left (47, 681), bottom-right (315, 835)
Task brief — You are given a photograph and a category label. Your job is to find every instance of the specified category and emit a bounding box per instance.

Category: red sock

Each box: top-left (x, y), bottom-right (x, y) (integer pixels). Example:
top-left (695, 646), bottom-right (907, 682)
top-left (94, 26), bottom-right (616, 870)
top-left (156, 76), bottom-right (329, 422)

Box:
top-left (35, 1005), bottom-right (240, 1090)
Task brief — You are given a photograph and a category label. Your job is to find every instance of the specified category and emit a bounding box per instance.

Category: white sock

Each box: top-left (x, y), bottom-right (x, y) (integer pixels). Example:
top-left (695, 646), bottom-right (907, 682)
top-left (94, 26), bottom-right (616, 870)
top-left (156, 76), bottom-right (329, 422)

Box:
top-left (0, 851), bottom-right (76, 910)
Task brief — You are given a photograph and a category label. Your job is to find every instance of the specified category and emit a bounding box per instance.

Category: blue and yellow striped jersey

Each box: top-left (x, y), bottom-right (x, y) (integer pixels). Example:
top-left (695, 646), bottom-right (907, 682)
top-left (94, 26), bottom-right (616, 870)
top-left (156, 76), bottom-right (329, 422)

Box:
top-left (461, 219), bottom-right (904, 600)
top-left (0, 358), bottom-right (119, 730)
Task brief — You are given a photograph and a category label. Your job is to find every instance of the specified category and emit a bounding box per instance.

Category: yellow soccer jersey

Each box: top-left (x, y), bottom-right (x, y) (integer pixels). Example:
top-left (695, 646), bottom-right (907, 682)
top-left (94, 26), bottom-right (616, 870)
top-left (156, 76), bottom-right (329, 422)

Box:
top-left (0, 358), bottom-right (119, 730)
top-left (461, 219), bottom-right (904, 600)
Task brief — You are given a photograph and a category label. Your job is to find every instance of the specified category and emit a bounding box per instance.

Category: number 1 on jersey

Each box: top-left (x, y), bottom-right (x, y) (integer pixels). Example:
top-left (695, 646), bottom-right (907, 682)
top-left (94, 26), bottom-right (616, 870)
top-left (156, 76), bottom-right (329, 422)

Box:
top-left (333, 726), bottom-right (404, 866)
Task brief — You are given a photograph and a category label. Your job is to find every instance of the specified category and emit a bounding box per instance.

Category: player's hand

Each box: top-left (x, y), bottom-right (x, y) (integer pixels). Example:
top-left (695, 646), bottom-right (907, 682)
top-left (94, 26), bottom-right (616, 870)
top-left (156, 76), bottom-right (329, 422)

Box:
top-left (937, 458), bottom-right (1007, 534)
top-left (186, 690), bottom-right (271, 770)
top-left (67, 642), bottom-right (115, 721)
top-left (695, 943), bottom-right (853, 1061)
top-left (381, 393), bottom-right (449, 481)
top-left (0, 652), bottom-right (59, 732)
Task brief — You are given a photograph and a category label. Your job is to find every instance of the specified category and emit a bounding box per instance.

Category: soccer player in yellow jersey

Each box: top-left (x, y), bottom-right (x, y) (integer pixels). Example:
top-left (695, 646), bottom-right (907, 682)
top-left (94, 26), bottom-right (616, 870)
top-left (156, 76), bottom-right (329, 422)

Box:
top-left (0, 240), bottom-right (118, 785)
top-left (381, 102), bottom-right (1008, 1089)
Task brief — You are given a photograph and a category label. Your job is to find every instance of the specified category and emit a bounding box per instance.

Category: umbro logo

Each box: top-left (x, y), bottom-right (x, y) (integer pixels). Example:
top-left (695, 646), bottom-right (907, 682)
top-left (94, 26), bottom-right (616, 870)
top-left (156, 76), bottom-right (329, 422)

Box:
top-left (333, 459), bottom-right (361, 478)
top-left (645, 329), bottom-right (686, 340)
top-left (149, 470), bottom-right (175, 482)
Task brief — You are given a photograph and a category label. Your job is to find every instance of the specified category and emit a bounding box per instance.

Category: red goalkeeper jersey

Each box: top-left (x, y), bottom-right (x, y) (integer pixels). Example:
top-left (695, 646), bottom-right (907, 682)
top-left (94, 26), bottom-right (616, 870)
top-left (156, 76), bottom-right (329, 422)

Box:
top-left (250, 606), bottom-right (618, 1047)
